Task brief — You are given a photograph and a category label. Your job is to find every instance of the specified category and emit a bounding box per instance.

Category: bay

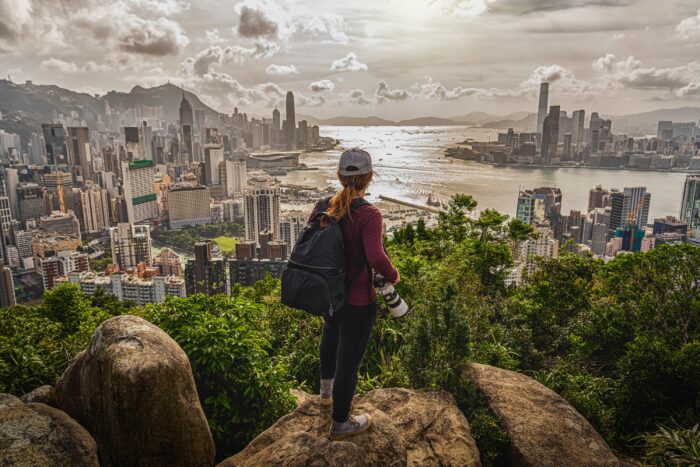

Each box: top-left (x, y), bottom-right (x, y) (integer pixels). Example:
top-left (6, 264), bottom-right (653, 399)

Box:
top-left (280, 126), bottom-right (688, 220)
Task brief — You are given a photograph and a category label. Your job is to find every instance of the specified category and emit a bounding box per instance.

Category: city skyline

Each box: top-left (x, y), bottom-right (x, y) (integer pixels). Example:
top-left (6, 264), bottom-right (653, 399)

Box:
top-left (2, 1), bottom-right (700, 118)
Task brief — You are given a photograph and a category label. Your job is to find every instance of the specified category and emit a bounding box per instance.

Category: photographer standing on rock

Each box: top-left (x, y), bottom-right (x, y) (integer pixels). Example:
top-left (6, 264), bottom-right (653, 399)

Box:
top-left (308, 148), bottom-right (400, 440)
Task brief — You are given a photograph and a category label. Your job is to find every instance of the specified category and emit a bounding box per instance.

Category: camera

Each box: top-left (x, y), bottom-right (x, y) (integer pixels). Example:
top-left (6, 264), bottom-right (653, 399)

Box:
top-left (373, 273), bottom-right (411, 318)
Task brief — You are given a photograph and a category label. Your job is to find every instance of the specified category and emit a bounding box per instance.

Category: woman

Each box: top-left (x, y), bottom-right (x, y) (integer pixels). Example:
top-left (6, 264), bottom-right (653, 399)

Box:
top-left (309, 148), bottom-right (400, 441)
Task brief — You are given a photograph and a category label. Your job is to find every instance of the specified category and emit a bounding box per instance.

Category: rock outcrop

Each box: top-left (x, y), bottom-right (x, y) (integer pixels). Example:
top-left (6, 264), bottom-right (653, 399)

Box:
top-left (220, 388), bottom-right (481, 467)
top-left (20, 385), bottom-right (55, 405)
top-left (466, 363), bottom-right (620, 467)
top-left (0, 393), bottom-right (98, 467)
top-left (54, 315), bottom-right (215, 467)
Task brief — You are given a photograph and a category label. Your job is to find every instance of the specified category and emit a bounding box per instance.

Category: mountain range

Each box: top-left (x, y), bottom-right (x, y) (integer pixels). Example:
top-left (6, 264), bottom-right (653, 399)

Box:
top-left (1, 79), bottom-right (698, 144)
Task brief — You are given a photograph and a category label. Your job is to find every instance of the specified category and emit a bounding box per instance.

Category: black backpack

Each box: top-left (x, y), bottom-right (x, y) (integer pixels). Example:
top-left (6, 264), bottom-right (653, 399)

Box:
top-left (281, 197), bottom-right (369, 318)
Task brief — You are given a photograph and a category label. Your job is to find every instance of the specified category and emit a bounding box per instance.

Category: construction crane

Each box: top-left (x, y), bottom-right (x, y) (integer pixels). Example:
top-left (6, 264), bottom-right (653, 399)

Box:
top-left (625, 196), bottom-right (646, 251)
top-left (57, 182), bottom-right (66, 213)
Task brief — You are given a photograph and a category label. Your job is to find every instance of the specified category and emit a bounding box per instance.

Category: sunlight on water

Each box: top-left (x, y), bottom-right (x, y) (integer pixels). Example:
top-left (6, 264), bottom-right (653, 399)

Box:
top-left (280, 126), bottom-right (687, 219)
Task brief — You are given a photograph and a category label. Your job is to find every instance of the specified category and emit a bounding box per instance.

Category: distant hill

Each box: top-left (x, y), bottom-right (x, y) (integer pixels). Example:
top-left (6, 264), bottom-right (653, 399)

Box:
top-left (605, 107), bottom-right (700, 135)
top-left (451, 111), bottom-right (530, 125)
top-left (101, 83), bottom-right (222, 122)
top-left (318, 115), bottom-right (396, 126)
top-left (481, 114), bottom-right (537, 131)
top-left (397, 116), bottom-right (458, 126)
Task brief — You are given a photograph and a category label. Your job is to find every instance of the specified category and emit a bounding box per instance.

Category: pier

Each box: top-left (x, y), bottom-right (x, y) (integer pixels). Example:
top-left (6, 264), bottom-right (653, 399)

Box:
top-left (378, 195), bottom-right (443, 214)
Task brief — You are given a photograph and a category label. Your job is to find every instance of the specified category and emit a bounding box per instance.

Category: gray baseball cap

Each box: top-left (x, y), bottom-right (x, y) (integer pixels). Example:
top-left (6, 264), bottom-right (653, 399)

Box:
top-left (338, 148), bottom-right (372, 176)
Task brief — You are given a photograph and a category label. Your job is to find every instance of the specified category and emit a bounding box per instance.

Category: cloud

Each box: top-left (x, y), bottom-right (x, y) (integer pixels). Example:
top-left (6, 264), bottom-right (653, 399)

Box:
top-left (347, 89), bottom-right (372, 105)
top-left (438, 0), bottom-right (636, 17)
top-left (331, 52), bottom-right (368, 72)
top-left (118, 17), bottom-right (190, 55)
top-left (309, 79), bottom-right (335, 92)
top-left (182, 43), bottom-right (279, 76)
top-left (233, 0), bottom-right (347, 45)
top-left (41, 58), bottom-right (111, 73)
top-left (375, 81), bottom-right (410, 102)
top-left (266, 64), bottom-right (299, 75)
top-left (238, 5), bottom-right (279, 38)
top-left (675, 9), bottom-right (700, 44)
top-left (593, 54), bottom-right (700, 92)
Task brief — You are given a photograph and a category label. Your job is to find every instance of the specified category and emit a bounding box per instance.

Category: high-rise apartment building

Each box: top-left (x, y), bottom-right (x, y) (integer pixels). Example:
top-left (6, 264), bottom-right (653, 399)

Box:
top-left (204, 144), bottom-right (224, 186)
top-left (221, 159), bottom-right (246, 196)
top-left (536, 82), bottom-right (549, 135)
top-left (17, 184), bottom-right (47, 224)
top-left (39, 211), bottom-right (81, 240)
top-left (67, 271), bottom-right (185, 306)
top-left (680, 175), bottom-right (700, 238)
top-left (516, 187), bottom-right (562, 225)
top-left (75, 186), bottom-right (110, 233)
top-left (124, 127), bottom-right (146, 160)
top-left (0, 266), bottom-right (16, 307)
top-left (609, 187), bottom-right (651, 234)
top-left (153, 248), bottom-right (182, 277)
top-left (588, 185), bottom-right (611, 211)
top-left (167, 185), bottom-right (211, 229)
top-left (185, 240), bottom-right (228, 296)
top-left (67, 127), bottom-right (93, 182)
top-left (110, 223), bottom-right (152, 270)
top-left (121, 160), bottom-right (158, 224)
top-left (0, 197), bottom-right (11, 264)
top-left (39, 250), bottom-right (89, 290)
top-left (244, 177), bottom-right (280, 244)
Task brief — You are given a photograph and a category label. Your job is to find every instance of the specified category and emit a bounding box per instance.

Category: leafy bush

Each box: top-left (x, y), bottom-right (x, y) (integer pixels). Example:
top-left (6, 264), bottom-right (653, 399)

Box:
top-left (641, 422), bottom-right (700, 466)
top-left (140, 294), bottom-right (296, 459)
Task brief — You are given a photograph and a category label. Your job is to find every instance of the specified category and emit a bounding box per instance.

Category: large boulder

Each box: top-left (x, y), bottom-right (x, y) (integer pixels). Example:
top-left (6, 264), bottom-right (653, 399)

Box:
top-left (20, 385), bottom-right (55, 405)
top-left (0, 393), bottom-right (99, 466)
top-left (466, 363), bottom-right (620, 467)
top-left (54, 315), bottom-right (215, 467)
top-left (219, 388), bottom-right (481, 467)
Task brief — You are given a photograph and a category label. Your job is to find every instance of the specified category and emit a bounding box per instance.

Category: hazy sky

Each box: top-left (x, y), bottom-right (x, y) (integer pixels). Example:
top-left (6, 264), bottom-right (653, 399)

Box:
top-left (2, 0), bottom-right (700, 119)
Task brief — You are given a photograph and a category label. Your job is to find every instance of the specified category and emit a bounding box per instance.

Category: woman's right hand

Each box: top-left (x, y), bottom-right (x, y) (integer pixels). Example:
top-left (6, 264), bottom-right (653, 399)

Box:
top-left (392, 270), bottom-right (400, 285)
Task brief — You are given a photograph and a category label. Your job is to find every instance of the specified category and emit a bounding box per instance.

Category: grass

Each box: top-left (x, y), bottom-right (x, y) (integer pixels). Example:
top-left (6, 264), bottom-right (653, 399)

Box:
top-left (214, 236), bottom-right (238, 253)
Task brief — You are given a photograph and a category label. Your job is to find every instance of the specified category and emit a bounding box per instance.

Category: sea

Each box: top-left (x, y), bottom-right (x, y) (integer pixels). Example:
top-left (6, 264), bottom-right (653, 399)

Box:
top-left (279, 126), bottom-right (688, 220)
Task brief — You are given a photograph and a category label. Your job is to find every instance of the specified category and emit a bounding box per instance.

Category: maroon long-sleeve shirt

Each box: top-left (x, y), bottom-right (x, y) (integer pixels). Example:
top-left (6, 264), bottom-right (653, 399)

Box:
top-left (309, 201), bottom-right (398, 306)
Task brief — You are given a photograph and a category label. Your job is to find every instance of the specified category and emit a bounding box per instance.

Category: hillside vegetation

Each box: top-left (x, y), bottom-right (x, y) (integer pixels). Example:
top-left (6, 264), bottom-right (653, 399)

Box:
top-left (1, 194), bottom-right (698, 465)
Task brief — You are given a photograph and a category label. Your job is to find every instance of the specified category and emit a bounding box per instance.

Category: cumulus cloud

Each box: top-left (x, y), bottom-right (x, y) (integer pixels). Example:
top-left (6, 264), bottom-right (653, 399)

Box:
top-left (309, 79), bottom-right (335, 92)
top-left (375, 81), bottom-right (410, 102)
top-left (347, 89), bottom-right (372, 105)
top-left (238, 5), bottom-right (279, 38)
top-left (331, 52), bottom-right (368, 72)
top-left (592, 54), bottom-right (700, 93)
top-left (233, 0), bottom-right (347, 45)
top-left (675, 9), bottom-right (700, 44)
top-left (118, 17), bottom-right (189, 55)
top-left (182, 43), bottom-right (279, 77)
top-left (265, 64), bottom-right (299, 75)
top-left (0, 0), bottom-right (192, 56)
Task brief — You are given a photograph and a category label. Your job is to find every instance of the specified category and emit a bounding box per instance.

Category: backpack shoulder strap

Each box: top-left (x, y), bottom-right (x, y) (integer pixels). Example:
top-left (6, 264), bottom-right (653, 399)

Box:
top-left (346, 197), bottom-right (372, 293)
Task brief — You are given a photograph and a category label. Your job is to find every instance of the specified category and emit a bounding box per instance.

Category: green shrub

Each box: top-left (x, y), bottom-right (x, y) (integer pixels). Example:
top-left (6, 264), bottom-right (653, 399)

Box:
top-left (641, 422), bottom-right (700, 466)
top-left (141, 294), bottom-right (296, 459)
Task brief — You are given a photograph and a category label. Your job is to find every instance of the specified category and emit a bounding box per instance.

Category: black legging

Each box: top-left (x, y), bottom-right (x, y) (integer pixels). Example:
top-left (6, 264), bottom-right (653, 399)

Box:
top-left (320, 301), bottom-right (378, 423)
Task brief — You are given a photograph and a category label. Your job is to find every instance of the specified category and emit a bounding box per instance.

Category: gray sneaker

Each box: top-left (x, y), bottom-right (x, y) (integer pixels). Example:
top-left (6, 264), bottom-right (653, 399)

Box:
top-left (320, 379), bottom-right (333, 406)
top-left (329, 414), bottom-right (372, 441)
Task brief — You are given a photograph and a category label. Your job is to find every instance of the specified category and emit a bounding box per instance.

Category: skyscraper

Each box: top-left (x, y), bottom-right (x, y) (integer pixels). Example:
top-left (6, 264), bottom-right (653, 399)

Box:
top-left (42, 123), bottom-right (69, 167)
top-left (204, 144), bottom-right (224, 186)
top-left (609, 187), bottom-right (651, 235)
top-left (75, 186), bottom-right (110, 233)
top-left (536, 82), bottom-right (549, 135)
top-left (272, 108), bottom-right (281, 146)
top-left (66, 127), bottom-right (93, 182)
top-left (244, 176), bottom-right (280, 244)
top-left (0, 197), bottom-right (12, 264)
top-left (680, 175), bottom-right (700, 238)
top-left (516, 187), bottom-right (562, 225)
top-left (180, 92), bottom-right (194, 162)
top-left (285, 91), bottom-right (296, 150)
top-left (541, 105), bottom-right (560, 164)
top-left (588, 185), bottom-right (611, 211)
top-left (110, 223), bottom-right (152, 270)
top-left (572, 109), bottom-right (585, 152)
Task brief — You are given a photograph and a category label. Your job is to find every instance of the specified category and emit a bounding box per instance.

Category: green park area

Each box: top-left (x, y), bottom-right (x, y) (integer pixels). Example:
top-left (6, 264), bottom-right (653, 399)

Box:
top-left (214, 236), bottom-right (238, 253)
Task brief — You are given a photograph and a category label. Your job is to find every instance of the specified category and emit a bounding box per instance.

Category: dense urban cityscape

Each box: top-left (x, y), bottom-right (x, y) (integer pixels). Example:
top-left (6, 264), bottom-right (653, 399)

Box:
top-left (0, 79), bottom-right (699, 306)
